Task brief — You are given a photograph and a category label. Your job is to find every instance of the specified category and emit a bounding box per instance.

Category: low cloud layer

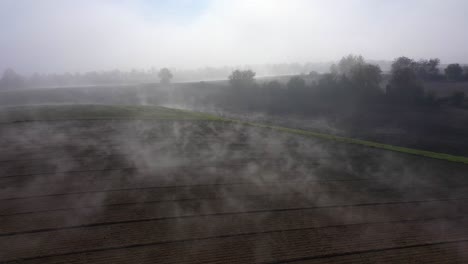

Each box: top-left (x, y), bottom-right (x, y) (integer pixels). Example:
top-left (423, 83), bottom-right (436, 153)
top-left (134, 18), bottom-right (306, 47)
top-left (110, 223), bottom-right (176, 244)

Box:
top-left (1, 0), bottom-right (468, 74)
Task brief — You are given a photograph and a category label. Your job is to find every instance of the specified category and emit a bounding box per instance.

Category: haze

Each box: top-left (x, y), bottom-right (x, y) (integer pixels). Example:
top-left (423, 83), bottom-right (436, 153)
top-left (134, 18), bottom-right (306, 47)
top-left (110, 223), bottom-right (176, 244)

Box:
top-left (1, 0), bottom-right (468, 74)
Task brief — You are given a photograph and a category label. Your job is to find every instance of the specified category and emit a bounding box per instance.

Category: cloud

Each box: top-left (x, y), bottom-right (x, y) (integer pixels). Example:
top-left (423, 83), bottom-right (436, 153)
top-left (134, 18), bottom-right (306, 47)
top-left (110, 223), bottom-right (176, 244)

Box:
top-left (1, 0), bottom-right (468, 74)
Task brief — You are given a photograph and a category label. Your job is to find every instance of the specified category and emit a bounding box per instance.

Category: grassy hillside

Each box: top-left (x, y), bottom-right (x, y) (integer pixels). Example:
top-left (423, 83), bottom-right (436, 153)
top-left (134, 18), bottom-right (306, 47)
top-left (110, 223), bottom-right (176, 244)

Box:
top-left (0, 104), bottom-right (220, 123)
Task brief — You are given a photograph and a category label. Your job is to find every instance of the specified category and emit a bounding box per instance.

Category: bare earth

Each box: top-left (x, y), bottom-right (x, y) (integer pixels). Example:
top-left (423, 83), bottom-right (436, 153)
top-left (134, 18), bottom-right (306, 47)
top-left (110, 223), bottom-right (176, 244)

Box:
top-left (1, 120), bottom-right (468, 263)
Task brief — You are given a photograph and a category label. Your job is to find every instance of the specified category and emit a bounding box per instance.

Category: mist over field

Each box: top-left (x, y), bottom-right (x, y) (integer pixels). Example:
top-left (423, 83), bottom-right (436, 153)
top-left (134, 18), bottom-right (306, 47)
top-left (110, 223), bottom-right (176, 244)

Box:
top-left (2, 1), bottom-right (468, 263)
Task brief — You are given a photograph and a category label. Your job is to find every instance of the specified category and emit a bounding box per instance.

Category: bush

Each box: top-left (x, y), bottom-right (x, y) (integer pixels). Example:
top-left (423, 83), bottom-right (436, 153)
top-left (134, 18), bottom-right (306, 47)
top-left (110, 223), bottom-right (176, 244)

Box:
top-left (228, 70), bottom-right (256, 88)
top-left (445, 64), bottom-right (463, 81)
top-left (387, 58), bottom-right (425, 104)
top-left (449, 91), bottom-right (465, 107)
top-left (158, 68), bottom-right (173, 85)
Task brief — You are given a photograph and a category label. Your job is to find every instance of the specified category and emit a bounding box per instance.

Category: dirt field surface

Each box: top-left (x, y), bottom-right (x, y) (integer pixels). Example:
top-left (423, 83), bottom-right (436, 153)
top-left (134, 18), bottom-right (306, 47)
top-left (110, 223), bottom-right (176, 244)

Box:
top-left (2, 119), bottom-right (468, 263)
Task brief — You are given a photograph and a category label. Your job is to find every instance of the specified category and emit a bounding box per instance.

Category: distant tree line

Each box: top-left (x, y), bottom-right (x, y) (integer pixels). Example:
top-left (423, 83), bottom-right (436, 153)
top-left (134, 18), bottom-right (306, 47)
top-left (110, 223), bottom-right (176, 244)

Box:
top-left (0, 67), bottom-right (177, 90)
top-left (1, 56), bottom-right (467, 111)
top-left (2, 57), bottom-right (467, 92)
top-left (0, 62), bottom-right (344, 91)
top-left (222, 55), bottom-right (467, 114)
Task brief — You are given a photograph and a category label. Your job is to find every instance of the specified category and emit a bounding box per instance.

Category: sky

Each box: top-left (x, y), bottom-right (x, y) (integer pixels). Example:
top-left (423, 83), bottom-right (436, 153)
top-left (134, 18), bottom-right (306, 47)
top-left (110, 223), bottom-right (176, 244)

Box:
top-left (1, 0), bottom-right (468, 74)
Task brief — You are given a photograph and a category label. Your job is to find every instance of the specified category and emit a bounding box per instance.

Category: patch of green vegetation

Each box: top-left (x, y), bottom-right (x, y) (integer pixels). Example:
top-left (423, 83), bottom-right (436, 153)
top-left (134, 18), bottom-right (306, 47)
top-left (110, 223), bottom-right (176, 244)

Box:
top-left (0, 104), bottom-right (221, 123)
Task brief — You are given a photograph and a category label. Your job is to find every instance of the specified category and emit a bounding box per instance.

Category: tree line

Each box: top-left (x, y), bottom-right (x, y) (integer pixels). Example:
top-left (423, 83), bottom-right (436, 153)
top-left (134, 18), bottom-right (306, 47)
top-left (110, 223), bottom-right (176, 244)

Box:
top-left (0, 62), bottom-right (346, 90)
top-left (223, 55), bottom-right (467, 114)
top-left (2, 57), bottom-right (467, 91)
top-left (0, 67), bottom-right (175, 90)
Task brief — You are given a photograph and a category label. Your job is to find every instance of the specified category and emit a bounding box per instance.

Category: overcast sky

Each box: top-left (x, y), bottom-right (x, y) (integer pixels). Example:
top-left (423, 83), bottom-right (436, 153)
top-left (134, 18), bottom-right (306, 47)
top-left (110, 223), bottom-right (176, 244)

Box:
top-left (1, 0), bottom-right (468, 74)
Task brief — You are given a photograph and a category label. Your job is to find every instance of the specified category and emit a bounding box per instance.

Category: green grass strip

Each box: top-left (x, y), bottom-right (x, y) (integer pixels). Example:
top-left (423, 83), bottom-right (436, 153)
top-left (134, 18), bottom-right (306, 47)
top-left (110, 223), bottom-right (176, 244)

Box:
top-left (0, 104), bottom-right (220, 123)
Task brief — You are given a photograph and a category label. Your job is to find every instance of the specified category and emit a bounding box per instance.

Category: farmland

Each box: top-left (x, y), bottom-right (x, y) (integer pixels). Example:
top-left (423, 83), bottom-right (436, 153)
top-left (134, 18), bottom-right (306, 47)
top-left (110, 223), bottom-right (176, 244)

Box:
top-left (2, 78), bottom-right (468, 158)
top-left (3, 0), bottom-right (468, 262)
top-left (1, 105), bottom-right (468, 263)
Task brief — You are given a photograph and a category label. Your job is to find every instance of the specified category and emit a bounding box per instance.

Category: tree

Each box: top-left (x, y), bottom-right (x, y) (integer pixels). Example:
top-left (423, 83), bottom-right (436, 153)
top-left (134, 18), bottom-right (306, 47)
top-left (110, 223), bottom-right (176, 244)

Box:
top-left (390, 56), bottom-right (441, 80)
top-left (228, 70), bottom-right (256, 88)
top-left (425, 58), bottom-right (441, 80)
top-left (287, 76), bottom-right (306, 91)
top-left (0, 68), bottom-right (24, 90)
top-left (445, 64), bottom-right (463, 81)
top-left (286, 76), bottom-right (311, 112)
top-left (308, 71), bottom-right (320, 79)
top-left (414, 58), bottom-right (441, 80)
top-left (331, 55), bottom-right (383, 98)
top-left (391, 57), bottom-right (414, 73)
top-left (387, 57), bottom-right (424, 103)
top-left (389, 56), bottom-right (442, 82)
top-left (349, 63), bottom-right (382, 93)
top-left (449, 91), bottom-right (465, 107)
top-left (336, 55), bottom-right (365, 78)
top-left (158, 68), bottom-right (173, 85)
top-left (225, 70), bottom-right (257, 110)
top-left (263, 80), bottom-right (283, 100)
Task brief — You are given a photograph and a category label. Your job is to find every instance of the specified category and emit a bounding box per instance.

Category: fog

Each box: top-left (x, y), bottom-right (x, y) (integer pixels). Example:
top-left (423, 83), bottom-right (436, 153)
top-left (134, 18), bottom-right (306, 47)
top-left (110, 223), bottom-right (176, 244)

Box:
top-left (2, 1), bottom-right (468, 262)
top-left (2, 116), bottom-right (468, 262)
top-left (2, 0), bottom-right (468, 74)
